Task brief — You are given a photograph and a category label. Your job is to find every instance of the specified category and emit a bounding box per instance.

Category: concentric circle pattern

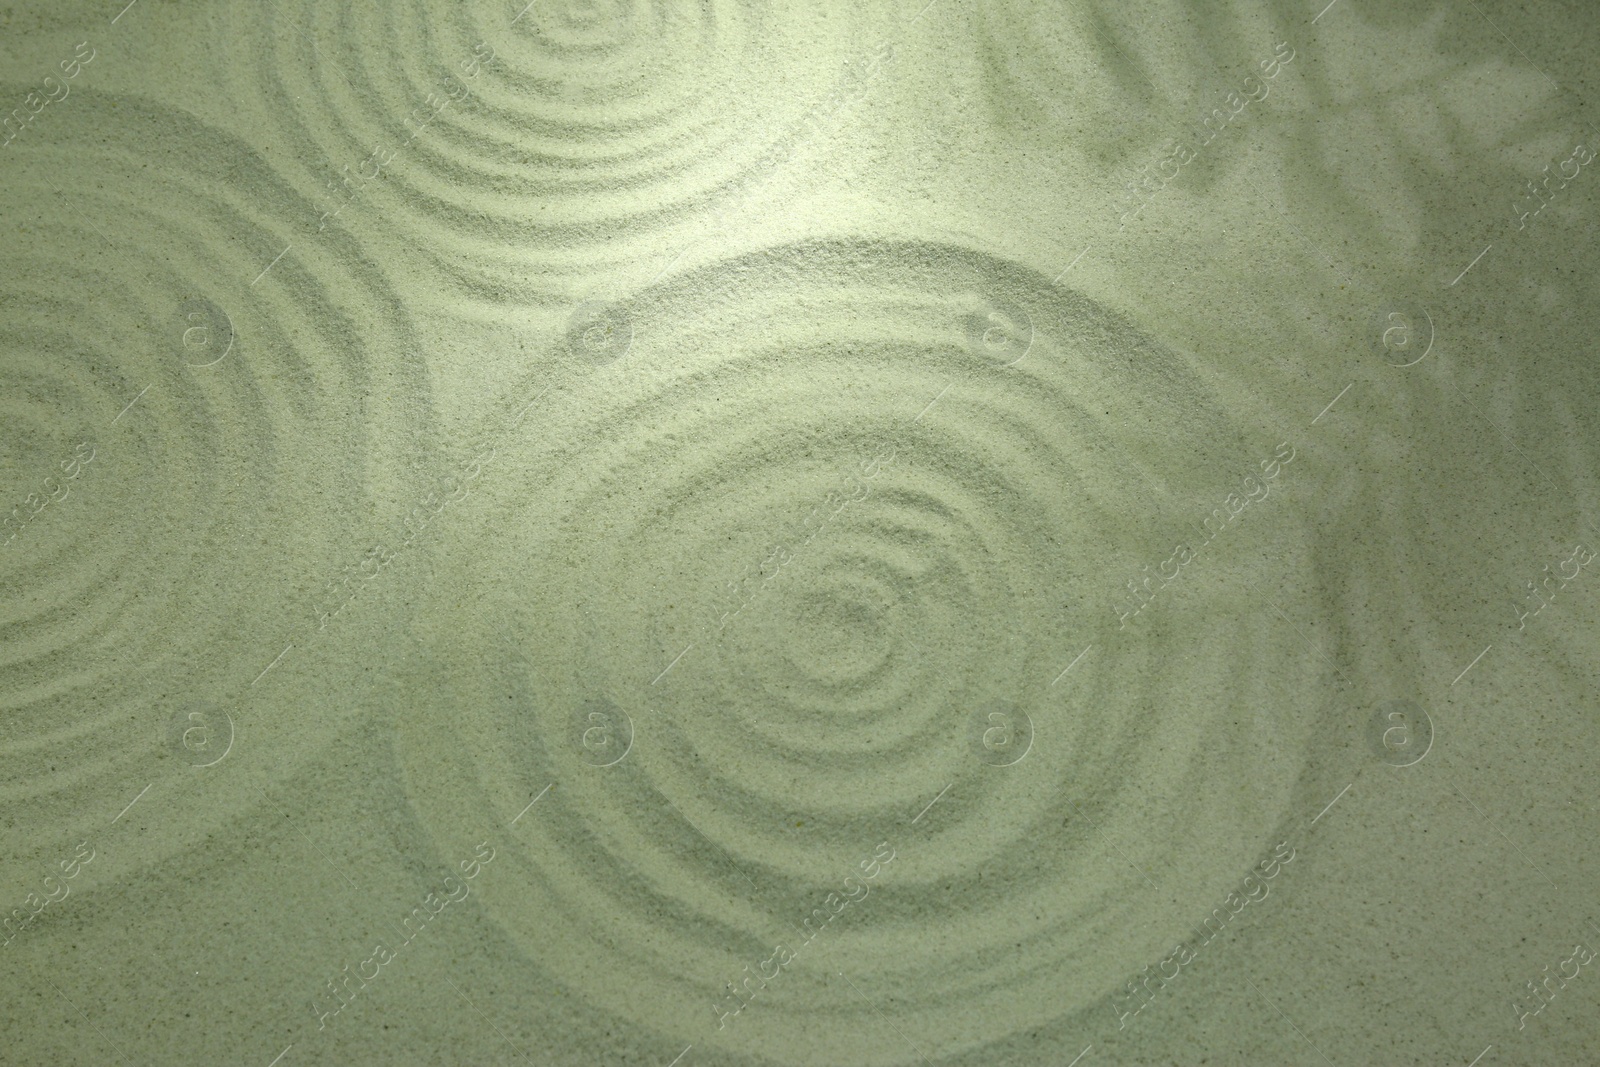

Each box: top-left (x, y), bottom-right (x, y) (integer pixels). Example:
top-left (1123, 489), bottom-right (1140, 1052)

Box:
top-left (217, 0), bottom-right (872, 313)
top-left (6, 4), bottom-right (1600, 1064)
top-left (396, 239), bottom-right (1363, 1063)
top-left (0, 88), bottom-right (431, 874)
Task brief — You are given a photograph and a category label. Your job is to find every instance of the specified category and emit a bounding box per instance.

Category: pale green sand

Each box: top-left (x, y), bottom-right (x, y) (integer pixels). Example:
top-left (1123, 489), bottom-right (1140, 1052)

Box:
top-left (1, 1), bottom-right (1597, 1064)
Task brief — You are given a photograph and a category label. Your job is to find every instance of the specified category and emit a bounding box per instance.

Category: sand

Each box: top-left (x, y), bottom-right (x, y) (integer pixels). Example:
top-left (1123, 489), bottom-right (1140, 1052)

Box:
top-left (1, 1), bottom-right (1597, 1064)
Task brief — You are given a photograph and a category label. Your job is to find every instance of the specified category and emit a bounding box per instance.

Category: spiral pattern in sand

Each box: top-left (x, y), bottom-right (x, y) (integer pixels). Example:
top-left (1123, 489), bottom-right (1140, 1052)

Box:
top-left (393, 238), bottom-right (1359, 1064)
top-left (0, 88), bottom-right (431, 874)
top-left (216, 0), bottom-right (875, 313)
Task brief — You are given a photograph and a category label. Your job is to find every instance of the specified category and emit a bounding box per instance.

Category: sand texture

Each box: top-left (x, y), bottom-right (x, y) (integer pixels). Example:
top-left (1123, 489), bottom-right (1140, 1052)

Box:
top-left (1, 1), bottom-right (1598, 1064)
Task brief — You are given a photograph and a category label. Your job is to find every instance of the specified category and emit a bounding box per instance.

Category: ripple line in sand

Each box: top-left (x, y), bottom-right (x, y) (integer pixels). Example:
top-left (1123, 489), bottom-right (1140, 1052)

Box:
top-left (0, 442), bottom-right (96, 553)
top-left (217, 1), bottom-right (886, 311)
top-left (0, 87), bottom-right (432, 880)
top-left (710, 840), bottom-right (897, 1034)
top-left (312, 41), bottom-right (499, 236)
top-left (393, 239), bottom-right (1362, 1065)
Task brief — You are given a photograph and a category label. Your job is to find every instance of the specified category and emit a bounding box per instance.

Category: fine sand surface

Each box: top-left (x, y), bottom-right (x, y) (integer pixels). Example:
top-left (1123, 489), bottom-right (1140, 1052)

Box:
top-left (2, 1), bottom-right (1598, 1064)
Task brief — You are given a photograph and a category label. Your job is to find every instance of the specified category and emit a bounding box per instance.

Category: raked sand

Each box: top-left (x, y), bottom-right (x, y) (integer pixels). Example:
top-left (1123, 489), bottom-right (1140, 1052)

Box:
top-left (1, 1), bottom-right (1598, 1064)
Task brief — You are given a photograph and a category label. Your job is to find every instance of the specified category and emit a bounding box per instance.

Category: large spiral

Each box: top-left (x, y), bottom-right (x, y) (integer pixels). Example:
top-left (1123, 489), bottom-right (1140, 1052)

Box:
top-left (391, 238), bottom-right (1361, 1063)
top-left (215, 0), bottom-right (878, 315)
top-left (0, 88), bottom-right (432, 875)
